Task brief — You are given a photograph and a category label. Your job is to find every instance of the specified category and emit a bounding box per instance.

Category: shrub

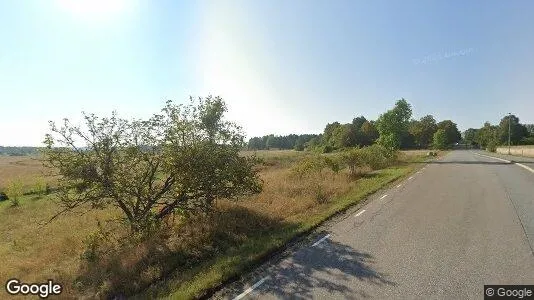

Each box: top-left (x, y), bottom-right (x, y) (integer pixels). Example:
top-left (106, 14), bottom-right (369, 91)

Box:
top-left (324, 155), bottom-right (341, 174)
top-left (6, 180), bottom-right (23, 207)
top-left (290, 155), bottom-right (326, 179)
top-left (486, 139), bottom-right (498, 152)
top-left (342, 145), bottom-right (397, 178)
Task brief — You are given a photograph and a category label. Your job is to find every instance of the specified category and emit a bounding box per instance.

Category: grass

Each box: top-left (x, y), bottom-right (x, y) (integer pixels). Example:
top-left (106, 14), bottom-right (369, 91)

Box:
top-left (0, 150), bottom-right (435, 299)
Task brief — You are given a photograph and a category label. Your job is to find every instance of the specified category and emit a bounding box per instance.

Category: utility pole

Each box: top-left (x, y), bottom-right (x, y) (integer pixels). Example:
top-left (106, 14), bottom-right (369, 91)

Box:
top-left (508, 113), bottom-right (512, 155)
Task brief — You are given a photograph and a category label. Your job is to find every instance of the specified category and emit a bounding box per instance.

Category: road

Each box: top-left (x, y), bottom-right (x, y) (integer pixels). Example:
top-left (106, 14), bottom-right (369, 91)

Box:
top-left (216, 150), bottom-right (534, 299)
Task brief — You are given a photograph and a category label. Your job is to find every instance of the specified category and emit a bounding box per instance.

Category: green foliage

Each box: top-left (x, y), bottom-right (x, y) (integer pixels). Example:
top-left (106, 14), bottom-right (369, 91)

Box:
top-left (376, 99), bottom-right (413, 150)
top-left (409, 115), bottom-right (438, 148)
top-left (6, 179), bottom-right (23, 207)
top-left (432, 129), bottom-right (448, 150)
top-left (248, 134), bottom-right (318, 150)
top-left (486, 139), bottom-right (498, 152)
top-left (437, 120), bottom-right (461, 146)
top-left (498, 114), bottom-right (529, 145)
top-left (463, 128), bottom-right (478, 146)
top-left (342, 145), bottom-right (397, 177)
top-left (290, 155), bottom-right (327, 179)
top-left (323, 156), bottom-right (341, 174)
top-left (43, 96), bottom-right (262, 232)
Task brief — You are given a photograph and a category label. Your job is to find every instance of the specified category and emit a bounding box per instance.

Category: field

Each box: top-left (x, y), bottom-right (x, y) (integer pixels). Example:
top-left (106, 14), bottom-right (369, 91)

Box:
top-left (0, 150), bottom-right (435, 299)
top-left (496, 145), bottom-right (534, 158)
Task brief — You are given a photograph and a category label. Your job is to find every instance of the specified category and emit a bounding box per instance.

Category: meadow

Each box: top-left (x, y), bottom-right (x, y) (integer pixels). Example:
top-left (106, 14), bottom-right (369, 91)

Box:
top-left (0, 149), bottom-right (436, 299)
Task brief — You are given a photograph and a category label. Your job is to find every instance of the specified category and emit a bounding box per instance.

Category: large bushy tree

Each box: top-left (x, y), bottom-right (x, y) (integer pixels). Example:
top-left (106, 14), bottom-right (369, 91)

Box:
top-left (409, 115), bottom-right (438, 149)
top-left (437, 120), bottom-right (461, 146)
top-left (376, 98), bottom-right (412, 149)
top-left (43, 96), bottom-right (262, 232)
top-left (498, 114), bottom-right (528, 145)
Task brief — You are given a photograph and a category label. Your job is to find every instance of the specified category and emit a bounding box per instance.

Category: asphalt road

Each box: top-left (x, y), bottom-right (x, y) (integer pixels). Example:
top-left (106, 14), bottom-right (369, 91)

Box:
top-left (218, 150), bottom-right (534, 300)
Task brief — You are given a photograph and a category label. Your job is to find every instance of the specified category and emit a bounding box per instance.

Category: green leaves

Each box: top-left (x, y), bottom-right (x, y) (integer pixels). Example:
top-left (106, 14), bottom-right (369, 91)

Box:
top-left (43, 96), bottom-right (262, 232)
top-left (376, 99), bottom-right (413, 150)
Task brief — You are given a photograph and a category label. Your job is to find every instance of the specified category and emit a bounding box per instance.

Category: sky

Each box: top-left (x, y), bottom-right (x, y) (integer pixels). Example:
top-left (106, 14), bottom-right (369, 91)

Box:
top-left (1, 0), bottom-right (534, 146)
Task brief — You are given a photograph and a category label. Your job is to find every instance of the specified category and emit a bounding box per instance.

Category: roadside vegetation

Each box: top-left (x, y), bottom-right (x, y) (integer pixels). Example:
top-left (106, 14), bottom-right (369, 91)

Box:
top-left (1, 96), bottom-right (442, 299)
top-left (463, 115), bottom-right (534, 152)
top-left (248, 98), bottom-right (463, 152)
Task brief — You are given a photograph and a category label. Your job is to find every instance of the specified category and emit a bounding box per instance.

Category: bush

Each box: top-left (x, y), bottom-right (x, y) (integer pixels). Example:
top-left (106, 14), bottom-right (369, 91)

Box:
top-left (486, 139), bottom-right (498, 152)
top-left (6, 180), bottom-right (23, 207)
top-left (342, 145), bottom-right (397, 178)
top-left (323, 155), bottom-right (341, 174)
top-left (290, 155), bottom-right (327, 179)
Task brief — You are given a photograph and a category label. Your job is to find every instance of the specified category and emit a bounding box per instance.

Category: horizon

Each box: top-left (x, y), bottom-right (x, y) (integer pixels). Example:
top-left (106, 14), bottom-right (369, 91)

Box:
top-left (2, 0), bottom-right (534, 147)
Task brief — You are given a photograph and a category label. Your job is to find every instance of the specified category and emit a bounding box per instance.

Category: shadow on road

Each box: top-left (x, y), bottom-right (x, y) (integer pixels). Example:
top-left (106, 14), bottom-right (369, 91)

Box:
top-left (223, 238), bottom-right (395, 299)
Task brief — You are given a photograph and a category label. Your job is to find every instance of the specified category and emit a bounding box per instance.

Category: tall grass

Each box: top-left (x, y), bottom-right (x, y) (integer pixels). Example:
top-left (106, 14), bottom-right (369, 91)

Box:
top-left (0, 149), bottom-right (431, 299)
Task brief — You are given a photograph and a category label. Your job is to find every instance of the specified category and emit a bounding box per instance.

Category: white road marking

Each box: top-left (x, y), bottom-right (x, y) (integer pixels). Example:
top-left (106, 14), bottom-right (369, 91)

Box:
top-left (379, 194), bottom-right (388, 200)
top-left (516, 163), bottom-right (534, 174)
top-left (312, 234), bottom-right (331, 247)
top-left (233, 276), bottom-right (270, 300)
top-left (396, 184), bottom-right (402, 188)
top-left (416, 171), bottom-right (422, 174)
top-left (408, 176), bottom-right (414, 180)
top-left (355, 209), bottom-right (366, 217)
top-left (473, 153), bottom-right (511, 163)
top-left (474, 152), bottom-right (534, 174)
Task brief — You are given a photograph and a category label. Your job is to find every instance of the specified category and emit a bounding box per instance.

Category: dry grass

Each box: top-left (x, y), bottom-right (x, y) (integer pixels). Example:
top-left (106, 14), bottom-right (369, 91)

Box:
top-left (496, 146), bottom-right (534, 158)
top-left (0, 156), bottom-right (55, 193)
top-left (0, 149), bottom-right (430, 299)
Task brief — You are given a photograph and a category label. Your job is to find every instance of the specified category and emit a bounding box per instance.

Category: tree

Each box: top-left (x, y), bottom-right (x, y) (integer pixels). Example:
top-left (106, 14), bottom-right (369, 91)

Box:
top-left (360, 121), bottom-right (378, 146)
top-left (498, 114), bottom-right (528, 145)
top-left (352, 116), bottom-right (367, 130)
top-left (376, 98), bottom-right (412, 149)
top-left (323, 122), bottom-right (342, 147)
top-left (265, 135), bottom-right (277, 149)
top-left (437, 120), bottom-right (461, 146)
top-left (409, 115), bottom-right (438, 149)
top-left (43, 96), bottom-right (262, 232)
top-left (432, 129), bottom-right (447, 150)
top-left (463, 128), bottom-right (478, 147)
top-left (476, 122), bottom-right (499, 150)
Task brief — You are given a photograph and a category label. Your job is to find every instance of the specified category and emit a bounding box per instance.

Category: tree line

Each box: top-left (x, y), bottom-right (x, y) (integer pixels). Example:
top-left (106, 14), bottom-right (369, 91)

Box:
top-left (463, 115), bottom-right (534, 151)
top-left (247, 134), bottom-right (319, 151)
top-left (248, 99), bottom-right (462, 152)
top-left (0, 146), bottom-right (42, 156)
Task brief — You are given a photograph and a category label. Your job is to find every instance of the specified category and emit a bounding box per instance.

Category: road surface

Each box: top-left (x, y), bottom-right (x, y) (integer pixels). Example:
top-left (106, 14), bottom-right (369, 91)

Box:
top-left (216, 150), bottom-right (534, 299)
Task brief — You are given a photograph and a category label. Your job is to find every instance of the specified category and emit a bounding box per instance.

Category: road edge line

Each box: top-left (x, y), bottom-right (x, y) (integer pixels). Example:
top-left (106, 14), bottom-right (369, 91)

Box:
top-left (473, 152), bottom-right (511, 163)
top-left (516, 163), bottom-right (534, 174)
top-left (474, 152), bottom-right (534, 174)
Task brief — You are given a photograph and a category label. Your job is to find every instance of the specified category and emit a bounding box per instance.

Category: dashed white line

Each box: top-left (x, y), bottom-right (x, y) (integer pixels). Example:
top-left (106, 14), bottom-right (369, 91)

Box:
top-left (355, 209), bottom-right (366, 217)
top-left (379, 194), bottom-right (388, 200)
top-left (312, 234), bottom-right (331, 247)
top-left (396, 184), bottom-right (402, 188)
top-left (233, 276), bottom-right (270, 300)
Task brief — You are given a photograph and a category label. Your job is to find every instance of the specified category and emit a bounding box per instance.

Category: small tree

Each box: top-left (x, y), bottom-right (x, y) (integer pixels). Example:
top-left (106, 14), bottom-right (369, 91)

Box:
top-left (432, 129), bottom-right (447, 150)
top-left (43, 96), bottom-right (262, 232)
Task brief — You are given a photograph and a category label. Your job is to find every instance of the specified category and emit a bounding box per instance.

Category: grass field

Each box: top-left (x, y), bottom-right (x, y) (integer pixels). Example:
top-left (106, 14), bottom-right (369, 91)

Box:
top-left (0, 150), bottom-right (437, 299)
top-left (496, 145), bottom-right (534, 158)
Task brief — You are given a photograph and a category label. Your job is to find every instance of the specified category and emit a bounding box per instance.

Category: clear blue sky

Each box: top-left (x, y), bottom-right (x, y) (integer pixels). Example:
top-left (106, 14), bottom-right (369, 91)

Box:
top-left (1, 0), bottom-right (533, 146)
